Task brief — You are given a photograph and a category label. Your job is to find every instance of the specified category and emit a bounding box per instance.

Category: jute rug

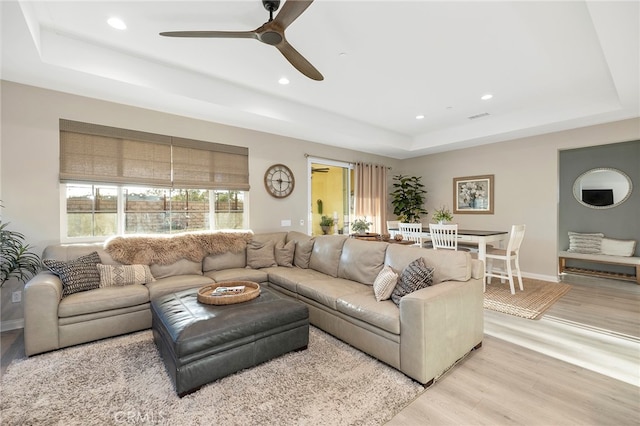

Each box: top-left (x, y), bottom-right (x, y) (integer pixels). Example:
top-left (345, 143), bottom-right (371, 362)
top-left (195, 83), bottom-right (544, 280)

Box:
top-left (484, 279), bottom-right (571, 320)
top-left (0, 327), bottom-right (424, 426)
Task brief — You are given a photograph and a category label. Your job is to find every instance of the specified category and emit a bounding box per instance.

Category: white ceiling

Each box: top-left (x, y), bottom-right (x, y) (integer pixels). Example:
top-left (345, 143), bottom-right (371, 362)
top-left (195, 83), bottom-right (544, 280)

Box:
top-left (2, 1), bottom-right (639, 159)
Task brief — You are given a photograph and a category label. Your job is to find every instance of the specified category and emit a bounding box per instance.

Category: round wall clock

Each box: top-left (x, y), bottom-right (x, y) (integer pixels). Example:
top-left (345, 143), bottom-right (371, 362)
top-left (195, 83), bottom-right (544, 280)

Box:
top-left (264, 164), bottom-right (295, 198)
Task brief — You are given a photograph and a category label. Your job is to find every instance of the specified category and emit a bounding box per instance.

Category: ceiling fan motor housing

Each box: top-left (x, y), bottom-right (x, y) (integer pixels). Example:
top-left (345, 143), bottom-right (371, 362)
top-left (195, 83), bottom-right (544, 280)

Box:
top-left (263, 0), bottom-right (281, 12)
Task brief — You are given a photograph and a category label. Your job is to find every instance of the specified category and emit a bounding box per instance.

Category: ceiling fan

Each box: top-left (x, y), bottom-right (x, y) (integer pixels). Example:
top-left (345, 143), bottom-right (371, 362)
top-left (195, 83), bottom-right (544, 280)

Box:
top-left (160, 0), bottom-right (323, 81)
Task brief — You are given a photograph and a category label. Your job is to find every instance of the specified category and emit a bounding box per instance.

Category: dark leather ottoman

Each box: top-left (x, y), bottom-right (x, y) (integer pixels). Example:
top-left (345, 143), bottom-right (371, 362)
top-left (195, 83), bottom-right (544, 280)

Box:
top-left (150, 286), bottom-right (309, 396)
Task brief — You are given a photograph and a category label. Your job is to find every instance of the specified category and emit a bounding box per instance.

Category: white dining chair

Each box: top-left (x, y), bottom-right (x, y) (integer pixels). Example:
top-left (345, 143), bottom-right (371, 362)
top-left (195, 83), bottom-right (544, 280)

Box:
top-left (485, 224), bottom-right (526, 294)
top-left (398, 222), bottom-right (423, 247)
top-left (429, 223), bottom-right (459, 250)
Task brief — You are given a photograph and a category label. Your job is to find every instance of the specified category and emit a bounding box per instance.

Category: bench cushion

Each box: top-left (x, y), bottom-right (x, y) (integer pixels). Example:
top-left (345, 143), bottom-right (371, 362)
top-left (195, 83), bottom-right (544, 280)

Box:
top-left (559, 251), bottom-right (640, 265)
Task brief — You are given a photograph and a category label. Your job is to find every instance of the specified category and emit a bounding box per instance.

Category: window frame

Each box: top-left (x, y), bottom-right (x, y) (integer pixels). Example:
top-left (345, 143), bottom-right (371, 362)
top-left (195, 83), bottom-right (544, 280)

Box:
top-left (60, 183), bottom-right (249, 243)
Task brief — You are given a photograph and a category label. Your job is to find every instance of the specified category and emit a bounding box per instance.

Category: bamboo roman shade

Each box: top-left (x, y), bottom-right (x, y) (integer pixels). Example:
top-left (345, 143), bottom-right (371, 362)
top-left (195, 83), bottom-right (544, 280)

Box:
top-left (59, 120), bottom-right (249, 190)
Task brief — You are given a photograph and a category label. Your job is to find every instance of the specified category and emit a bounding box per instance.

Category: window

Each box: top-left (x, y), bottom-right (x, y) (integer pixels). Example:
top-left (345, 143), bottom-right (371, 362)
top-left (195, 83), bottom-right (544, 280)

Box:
top-left (59, 120), bottom-right (250, 241)
top-left (64, 184), bottom-right (247, 241)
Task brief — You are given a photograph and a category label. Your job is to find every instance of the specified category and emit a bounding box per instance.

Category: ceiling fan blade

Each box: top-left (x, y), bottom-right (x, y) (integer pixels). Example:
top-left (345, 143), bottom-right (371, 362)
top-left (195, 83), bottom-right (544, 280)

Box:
top-left (275, 40), bottom-right (323, 81)
top-left (160, 30), bottom-right (257, 39)
top-left (273, 0), bottom-right (314, 30)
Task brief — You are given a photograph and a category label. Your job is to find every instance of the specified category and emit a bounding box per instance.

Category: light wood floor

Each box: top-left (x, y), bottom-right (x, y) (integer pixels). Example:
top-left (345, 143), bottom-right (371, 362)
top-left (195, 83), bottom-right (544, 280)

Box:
top-left (2, 274), bottom-right (639, 425)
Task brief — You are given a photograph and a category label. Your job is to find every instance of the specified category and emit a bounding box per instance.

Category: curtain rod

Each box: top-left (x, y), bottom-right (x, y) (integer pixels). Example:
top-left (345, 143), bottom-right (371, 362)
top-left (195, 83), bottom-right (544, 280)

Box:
top-left (304, 154), bottom-right (391, 169)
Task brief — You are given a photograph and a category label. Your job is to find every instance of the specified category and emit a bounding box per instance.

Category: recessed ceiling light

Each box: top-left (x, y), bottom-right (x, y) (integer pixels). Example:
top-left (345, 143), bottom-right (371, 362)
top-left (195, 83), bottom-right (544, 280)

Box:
top-left (481, 94), bottom-right (493, 101)
top-left (278, 77), bottom-right (290, 85)
top-left (107, 17), bottom-right (127, 30)
top-left (416, 115), bottom-right (425, 120)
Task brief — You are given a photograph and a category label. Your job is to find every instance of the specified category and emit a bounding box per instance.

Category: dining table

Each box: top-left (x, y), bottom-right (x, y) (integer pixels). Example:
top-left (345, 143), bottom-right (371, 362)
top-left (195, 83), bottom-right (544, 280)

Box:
top-left (388, 228), bottom-right (510, 265)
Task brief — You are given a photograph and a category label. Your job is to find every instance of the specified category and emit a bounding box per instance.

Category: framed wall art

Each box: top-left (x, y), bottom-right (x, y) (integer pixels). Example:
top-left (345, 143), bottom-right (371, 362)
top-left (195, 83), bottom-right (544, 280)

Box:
top-left (453, 174), bottom-right (494, 214)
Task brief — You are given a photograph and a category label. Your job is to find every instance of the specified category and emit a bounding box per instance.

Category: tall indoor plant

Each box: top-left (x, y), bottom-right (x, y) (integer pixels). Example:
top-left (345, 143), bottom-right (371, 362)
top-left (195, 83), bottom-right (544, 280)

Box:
top-left (1, 204), bottom-right (41, 286)
top-left (390, 175), bottom-right (428, 223)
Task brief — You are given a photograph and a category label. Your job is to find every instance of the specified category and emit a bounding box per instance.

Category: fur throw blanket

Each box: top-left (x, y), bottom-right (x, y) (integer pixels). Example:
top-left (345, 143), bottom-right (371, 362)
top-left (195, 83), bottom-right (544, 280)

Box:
top-left (104, 231), bottom-right (254, 265)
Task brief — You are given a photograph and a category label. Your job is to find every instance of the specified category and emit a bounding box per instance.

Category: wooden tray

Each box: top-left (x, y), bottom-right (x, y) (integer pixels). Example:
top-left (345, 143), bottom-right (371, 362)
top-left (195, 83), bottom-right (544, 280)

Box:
top-left (197, 281), bottom-right (261, 305)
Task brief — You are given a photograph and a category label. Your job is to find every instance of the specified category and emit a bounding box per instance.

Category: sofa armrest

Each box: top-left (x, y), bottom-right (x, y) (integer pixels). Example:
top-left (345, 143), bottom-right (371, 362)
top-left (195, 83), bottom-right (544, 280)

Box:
top-left (24, 272), bottom-right (63, 356)
top-left (471, 258), bottom-right (484, 279)
top-left (399, 278), bottom-right (484, 384)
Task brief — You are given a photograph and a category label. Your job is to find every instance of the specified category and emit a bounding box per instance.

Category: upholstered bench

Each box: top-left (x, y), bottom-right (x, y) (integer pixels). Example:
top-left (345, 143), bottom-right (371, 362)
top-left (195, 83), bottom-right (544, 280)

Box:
top-left (151, 286), bottom-right (309, 396)
top-left (559, 232), bottom-right (639, 284)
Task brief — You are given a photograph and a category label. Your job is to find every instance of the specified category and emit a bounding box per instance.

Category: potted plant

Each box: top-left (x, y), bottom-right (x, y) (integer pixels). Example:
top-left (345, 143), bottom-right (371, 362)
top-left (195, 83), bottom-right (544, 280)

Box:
top-left (351, 217), bottom-right (372, 234)
top-left (1, 210), bottom-right (41, 287)
top-left (320, 215), bottom-right (335, 235)
top-left (432, 206), bottom-right (454, 224)
top-left (390, 175), bottom-right (428, 223)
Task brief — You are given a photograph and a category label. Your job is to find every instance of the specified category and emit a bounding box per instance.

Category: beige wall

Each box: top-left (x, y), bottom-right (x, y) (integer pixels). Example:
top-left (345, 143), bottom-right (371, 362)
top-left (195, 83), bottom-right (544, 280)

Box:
top-left (398, 118), bottom-right (640, 281)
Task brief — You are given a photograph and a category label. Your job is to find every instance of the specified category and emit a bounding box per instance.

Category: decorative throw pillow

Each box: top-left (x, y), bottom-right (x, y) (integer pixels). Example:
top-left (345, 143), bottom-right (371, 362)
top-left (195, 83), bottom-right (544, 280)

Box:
top-left (294, 239), bottom-right (315, 269)
top-left (43, 251), bottom-right (102, 297)
top-left (246, 240), bottom-right (277, 269)
top-left (373, 265), bottom-right (399, 302)
top-left (97, 264), bottom-right (155, 287)
top-left (275, 240), bottom-right (295, 267)
top-left (567, 232), bottom-right (604, 254)
top-left (391, 258), bottom-right (434, 306)
top-left (600, 238), bottom-right (637, 257)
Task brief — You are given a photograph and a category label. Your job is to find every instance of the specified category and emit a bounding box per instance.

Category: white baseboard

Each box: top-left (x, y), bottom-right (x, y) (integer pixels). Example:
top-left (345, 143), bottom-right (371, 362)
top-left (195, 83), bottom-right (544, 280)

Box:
top-left (1, 318), bottom-right (24, 332)
top-left (522, 272), bottom-right (559, 283)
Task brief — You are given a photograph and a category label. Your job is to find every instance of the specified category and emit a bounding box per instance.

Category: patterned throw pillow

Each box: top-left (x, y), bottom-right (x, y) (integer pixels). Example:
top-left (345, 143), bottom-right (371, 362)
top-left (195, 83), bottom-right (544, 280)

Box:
top-left (567, 232), bottom-right (604, 254)
top-left (246, 240), bottom-right (277, 269)
top-left (275, 240), bottom-right (295, 267)
top-left (373, 265), bottom-right (399, 302)
top-left (43, 252), bottom-right (102, 297)
top-left (391, 258), bottom-right (434, 306)
top-left (97, 264), bottom-right (155, 287)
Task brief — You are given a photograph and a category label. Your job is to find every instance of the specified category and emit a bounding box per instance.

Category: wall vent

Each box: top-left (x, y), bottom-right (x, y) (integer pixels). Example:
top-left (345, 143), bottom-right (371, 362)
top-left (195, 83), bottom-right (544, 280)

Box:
top-left (467, 112), bottom-right (490, 120)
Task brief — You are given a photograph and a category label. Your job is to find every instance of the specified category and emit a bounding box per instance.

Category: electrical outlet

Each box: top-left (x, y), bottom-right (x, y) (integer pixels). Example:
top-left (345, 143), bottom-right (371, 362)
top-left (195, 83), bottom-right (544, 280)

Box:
top-left (12, 291), bottom-right (22, 303)
top-left (299, 219), bottom-right (304, 226)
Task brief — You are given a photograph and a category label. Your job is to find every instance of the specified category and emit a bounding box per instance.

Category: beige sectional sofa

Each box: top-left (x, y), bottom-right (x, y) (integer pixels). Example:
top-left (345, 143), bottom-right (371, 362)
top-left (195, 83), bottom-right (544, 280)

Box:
top-left (24, 231), bottom-right (484, 385)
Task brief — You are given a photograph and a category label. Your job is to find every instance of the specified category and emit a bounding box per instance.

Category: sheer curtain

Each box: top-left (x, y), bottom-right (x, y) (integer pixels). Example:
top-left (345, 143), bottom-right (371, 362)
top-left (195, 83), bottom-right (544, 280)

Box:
top-left (354, 162), bottom-right (388, 233)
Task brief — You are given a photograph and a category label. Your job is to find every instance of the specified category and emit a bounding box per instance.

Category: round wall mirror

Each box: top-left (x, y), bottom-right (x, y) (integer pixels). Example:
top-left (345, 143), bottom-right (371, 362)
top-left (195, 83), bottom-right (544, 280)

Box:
top-left (573, 168), bottom-right (632, 209)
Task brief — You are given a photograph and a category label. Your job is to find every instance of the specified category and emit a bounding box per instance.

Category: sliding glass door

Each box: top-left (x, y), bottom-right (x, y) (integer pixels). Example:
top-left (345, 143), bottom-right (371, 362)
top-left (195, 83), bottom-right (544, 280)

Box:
top-left (307, 158), bottom-right (353, 236)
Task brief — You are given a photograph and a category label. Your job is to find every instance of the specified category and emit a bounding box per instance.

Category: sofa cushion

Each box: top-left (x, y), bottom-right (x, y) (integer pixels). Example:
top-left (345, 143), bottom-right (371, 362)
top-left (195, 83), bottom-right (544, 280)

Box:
top-left (600, 237), bottom-right (636, 257)
top-left (309, 235), bottom-right (347, 277)
top-left (294, 240), bottom-right (314, 268)
top-left (567, 231), bottom-right (604, 254)
top-left (150, 259), bottom-right (203, 279)
top-left (246, 240), bottom-right (277, 269)
top-left (58, 285), bottom-right (150, 317)
top-left (97, 264), bottom-right (155, 287)
top-left (296, 277), bottom-right (370, 310)
top-left (336, 292), bottom-right (400, 334)
top-left (252, 232), bottom-right (287, 246)
top-left (372, 265), bottom-right (399, 302)
top-left (204, 268), bottom-right (269, 284)
top-left (338, 238), bottom-right (387, 285)
top-left (203, 251), bottom-right (246, 272)
top-left (43, 252), bottom-right (102, 297)
top-left (275, 240), bottom-right (295, 267)
top-left (267, 267), bottom-right (330, 293)
top-left (391, 258), bottom-right (434, 306)
top-left (146, 275), bottom-right (213, 300)
top-left (385, 245), bottom-right (471, 284)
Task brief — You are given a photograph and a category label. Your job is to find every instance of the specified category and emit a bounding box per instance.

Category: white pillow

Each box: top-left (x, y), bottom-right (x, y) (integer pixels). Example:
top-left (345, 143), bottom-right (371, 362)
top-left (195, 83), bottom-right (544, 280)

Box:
top-left (567, 232), bottom-right (604, 254)
top-left (373, 265), bottom-right (399, 302)
top-left (600, 238), bottom-right (637, 257)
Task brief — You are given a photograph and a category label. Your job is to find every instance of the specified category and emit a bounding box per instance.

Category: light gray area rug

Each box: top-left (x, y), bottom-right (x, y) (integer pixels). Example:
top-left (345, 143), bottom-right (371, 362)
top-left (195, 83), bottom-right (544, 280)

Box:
top-left (0, 327), bottom-right (424, 425)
